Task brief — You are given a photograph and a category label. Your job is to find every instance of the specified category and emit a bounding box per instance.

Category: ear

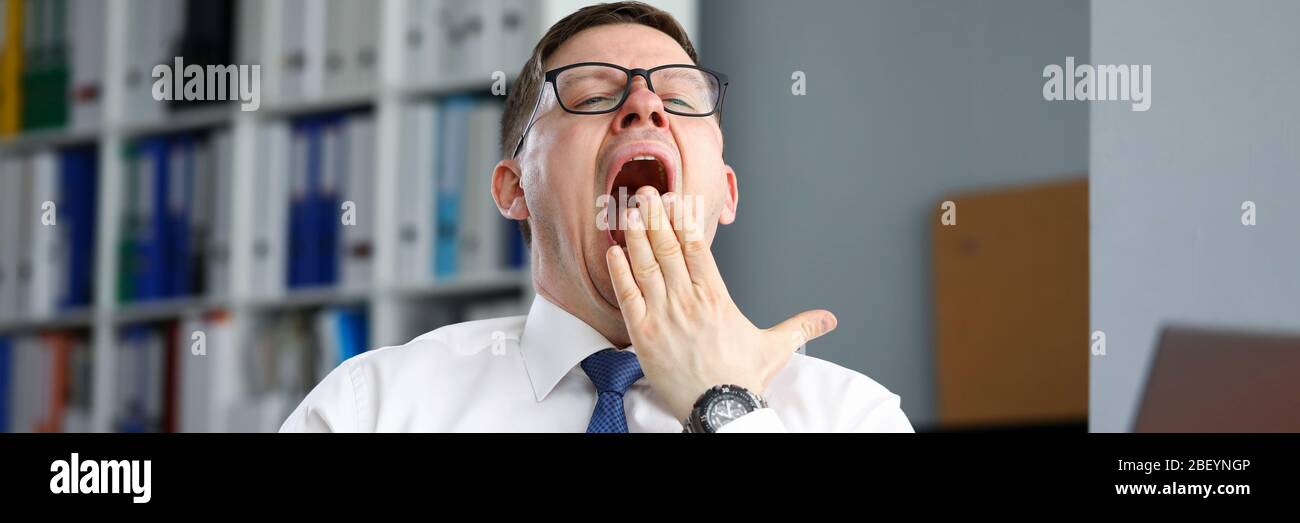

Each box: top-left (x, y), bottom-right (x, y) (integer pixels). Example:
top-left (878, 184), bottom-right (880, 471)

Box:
top-left (718, 163), bottom-right (738, 225)
top-left (492, 159), bottom-right (530, 221)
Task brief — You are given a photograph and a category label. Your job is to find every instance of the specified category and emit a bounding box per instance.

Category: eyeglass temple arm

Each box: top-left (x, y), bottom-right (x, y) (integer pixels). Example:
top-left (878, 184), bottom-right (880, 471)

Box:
top-left (511, 83), bottom-right (548, 159)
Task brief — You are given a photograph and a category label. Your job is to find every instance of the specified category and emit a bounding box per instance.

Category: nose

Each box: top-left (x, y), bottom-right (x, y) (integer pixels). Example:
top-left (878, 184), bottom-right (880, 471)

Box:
top-left (611, 77), bottom-right (670, 134)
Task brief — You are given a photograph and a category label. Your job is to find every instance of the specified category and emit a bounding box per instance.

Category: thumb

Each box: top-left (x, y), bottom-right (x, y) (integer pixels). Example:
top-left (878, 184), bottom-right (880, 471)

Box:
top-left (769, 309), bottom-right (838, 350)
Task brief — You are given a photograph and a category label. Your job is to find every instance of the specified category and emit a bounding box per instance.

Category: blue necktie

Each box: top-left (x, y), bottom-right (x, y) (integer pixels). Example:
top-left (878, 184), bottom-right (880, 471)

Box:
top-left (580, 348), bottom-right (644, 433)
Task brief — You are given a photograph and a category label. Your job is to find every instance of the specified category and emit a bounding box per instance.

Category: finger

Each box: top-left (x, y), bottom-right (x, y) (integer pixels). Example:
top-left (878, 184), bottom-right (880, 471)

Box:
top-left (606, 245), bottom-right (647, 321)
top-left (768, 310), bottom-right (838, 352)
top-left (662, 191), bottom-right (724, 287)
top-left (622, 206), bottom-right (667, 305)
top-left (637, 187), bottom-right (692, 292)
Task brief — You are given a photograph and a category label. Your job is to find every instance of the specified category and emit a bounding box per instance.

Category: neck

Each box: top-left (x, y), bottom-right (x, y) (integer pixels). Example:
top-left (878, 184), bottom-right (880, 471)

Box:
top-left (533, 280), bottom-right (632, 349)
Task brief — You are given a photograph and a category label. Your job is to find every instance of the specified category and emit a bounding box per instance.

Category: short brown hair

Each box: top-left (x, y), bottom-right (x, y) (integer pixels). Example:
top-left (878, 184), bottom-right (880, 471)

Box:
top-left (500, 1), bottom-right (699, 247)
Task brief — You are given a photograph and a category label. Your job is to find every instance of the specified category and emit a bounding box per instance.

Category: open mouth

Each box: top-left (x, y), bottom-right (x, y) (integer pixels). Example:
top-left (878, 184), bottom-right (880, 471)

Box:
top-left (608, 155), bottom-right (671, 247)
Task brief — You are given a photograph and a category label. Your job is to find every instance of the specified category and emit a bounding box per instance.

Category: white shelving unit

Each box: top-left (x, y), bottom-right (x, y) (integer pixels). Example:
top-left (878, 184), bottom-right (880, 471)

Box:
top-left (0, 0), bottom-right (698, 432)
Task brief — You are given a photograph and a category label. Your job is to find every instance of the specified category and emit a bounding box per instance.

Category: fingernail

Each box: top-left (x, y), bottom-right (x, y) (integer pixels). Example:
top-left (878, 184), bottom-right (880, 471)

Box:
top-left (822, 315), bottom-right (837, 333)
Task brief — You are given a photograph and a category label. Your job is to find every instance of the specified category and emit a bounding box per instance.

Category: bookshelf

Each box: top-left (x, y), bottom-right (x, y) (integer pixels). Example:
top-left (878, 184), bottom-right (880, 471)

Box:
top-left (0, 0), bottom-right (698, 433)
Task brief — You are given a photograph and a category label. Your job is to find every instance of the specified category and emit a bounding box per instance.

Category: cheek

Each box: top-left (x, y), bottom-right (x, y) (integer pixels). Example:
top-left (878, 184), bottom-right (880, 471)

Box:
top-left (534, 117), bottom-right (603, 174)
top-left (675, 124), bottom-right (727, 200)
top-left (526, 124), bottom-right (603, 227)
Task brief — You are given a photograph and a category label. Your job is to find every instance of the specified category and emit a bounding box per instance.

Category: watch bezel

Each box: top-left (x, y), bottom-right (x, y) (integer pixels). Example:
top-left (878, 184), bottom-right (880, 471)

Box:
top-left (688, 384), bottom-right (765, 433)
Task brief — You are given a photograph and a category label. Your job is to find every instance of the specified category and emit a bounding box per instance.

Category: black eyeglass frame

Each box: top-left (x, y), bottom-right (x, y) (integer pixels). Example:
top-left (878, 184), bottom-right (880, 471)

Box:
top-left (511, 62), bottom-right (730, 158)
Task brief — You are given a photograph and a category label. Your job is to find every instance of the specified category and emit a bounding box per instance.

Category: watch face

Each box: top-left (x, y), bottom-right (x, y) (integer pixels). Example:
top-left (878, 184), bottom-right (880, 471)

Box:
top-left (704, 392), bottom-right (755, 430)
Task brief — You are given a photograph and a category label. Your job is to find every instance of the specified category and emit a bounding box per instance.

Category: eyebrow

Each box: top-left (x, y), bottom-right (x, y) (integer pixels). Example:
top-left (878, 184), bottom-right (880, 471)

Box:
top-left (558, 66), bottom-right (710, 90)
top-left (558, 69), bottom-right (626, 84)
top-left (652, 68), bottom-right (710, 88)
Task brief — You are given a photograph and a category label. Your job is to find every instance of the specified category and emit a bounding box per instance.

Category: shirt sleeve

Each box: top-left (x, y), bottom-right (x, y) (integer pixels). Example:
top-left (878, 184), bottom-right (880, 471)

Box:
top-left (714, 408), bottom-right (788, 433)
top-left (714, 393), bottom-right (916, 433)
top-left (278, 359), bottom-right (363, 433)
top-left (854, 393), bottom-right (915, 433)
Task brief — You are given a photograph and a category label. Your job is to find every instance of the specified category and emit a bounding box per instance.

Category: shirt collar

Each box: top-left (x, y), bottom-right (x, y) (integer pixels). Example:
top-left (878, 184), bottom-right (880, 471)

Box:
top-left (519, 295), bottom-right (618, 402)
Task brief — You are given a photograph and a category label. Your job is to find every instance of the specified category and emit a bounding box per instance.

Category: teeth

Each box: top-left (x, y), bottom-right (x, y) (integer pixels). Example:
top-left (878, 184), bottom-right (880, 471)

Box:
top-left (632, 155), bottom-right (655, 161)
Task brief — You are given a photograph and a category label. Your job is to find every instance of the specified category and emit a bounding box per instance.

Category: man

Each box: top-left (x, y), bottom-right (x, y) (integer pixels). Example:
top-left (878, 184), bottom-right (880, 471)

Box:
top-left (281, 1), bottom-right (912, 433)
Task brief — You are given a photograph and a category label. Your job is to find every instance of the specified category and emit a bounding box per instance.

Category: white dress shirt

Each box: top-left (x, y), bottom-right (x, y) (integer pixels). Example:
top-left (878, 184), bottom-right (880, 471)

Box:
top-left (280, 295), bottom-right (914, 433)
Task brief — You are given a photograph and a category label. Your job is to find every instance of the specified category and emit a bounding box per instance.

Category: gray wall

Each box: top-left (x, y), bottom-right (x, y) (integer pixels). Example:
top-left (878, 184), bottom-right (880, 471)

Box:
top-left (700, 0), bottom-right (1090, 428)
top-left (1089, 0), bottom-right (1300, 432)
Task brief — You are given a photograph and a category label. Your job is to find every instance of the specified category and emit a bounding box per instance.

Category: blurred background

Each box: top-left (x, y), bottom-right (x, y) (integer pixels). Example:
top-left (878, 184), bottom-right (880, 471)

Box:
top-left (1088, 0), bottom-right (1300, 432)
top-left (702, 0), bottom-right (1090, 432)
top-left (0, 0), bottom-right (1293, 433)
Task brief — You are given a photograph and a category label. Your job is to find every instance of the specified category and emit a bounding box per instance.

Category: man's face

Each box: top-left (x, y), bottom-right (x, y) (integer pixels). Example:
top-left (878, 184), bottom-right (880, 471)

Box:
top-left (496, 23), bottom-right (738, 336)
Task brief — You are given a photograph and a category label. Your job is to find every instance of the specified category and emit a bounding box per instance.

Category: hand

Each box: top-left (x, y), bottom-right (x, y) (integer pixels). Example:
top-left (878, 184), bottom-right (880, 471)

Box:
top-left (605, 186), bottom-right (838, 420)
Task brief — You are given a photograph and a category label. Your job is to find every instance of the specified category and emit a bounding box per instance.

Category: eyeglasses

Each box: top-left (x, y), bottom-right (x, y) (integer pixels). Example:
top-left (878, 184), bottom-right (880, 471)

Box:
top-left (511, 62), bottom-right (729, 158)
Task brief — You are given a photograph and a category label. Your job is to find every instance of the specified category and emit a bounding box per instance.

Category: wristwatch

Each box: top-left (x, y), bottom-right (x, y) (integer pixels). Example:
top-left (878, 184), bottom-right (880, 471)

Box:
top-left (682, 384), bottom-right (768, 433)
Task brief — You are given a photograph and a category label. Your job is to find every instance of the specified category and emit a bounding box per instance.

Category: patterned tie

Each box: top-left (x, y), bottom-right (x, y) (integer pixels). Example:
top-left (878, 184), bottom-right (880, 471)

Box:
top-left (580, 348), bottom-right (644, 433)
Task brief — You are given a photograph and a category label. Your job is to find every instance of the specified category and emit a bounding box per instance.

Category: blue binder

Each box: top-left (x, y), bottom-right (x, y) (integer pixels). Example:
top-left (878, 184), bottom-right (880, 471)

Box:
top-left (316, 116), bottom-right (342, 287)
top-left (0, 337), bottom-right (11, 433)
top-left (59, 146), bottom-right (98, 308)
top-left (137, 137), bottom-right (172, 301)
top-left (288, 120), bottom-right (315, 288)
top-left (435, 97), bottom-right (475, 278)
top-left (167, 135), bottom-right (195, 297)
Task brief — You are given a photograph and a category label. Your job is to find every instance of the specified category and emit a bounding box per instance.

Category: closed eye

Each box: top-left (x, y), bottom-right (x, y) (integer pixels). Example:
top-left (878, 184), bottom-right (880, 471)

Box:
top-left (663, 97), bottom-right (694, 110)
top-left (577, 96), bottom-right (614, 108)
